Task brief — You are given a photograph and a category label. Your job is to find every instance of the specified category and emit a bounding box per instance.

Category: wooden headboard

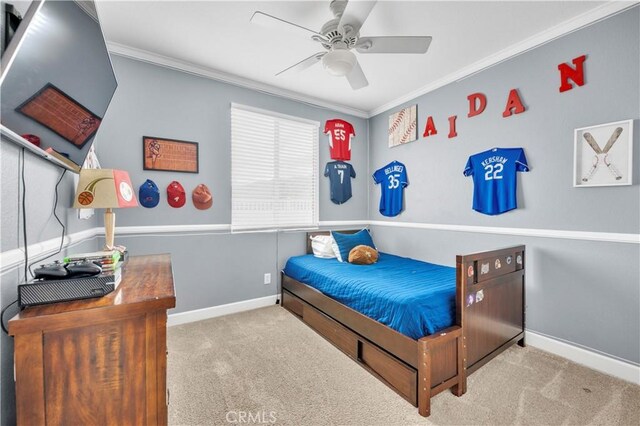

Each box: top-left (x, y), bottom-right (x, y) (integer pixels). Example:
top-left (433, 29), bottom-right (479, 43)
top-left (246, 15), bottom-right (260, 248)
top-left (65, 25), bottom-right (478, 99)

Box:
top-left (306, 229), bottom-right (361, 254)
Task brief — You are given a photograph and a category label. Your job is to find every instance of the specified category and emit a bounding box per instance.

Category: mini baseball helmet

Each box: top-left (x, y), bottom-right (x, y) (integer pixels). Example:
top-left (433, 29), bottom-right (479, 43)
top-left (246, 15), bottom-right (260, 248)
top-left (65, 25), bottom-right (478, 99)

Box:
top-left (167, 181), bottom-right (186, 208)
top-left (138, 179), bottom-right (160, 208)
top-left (192, 184), bottom-right (213, 210)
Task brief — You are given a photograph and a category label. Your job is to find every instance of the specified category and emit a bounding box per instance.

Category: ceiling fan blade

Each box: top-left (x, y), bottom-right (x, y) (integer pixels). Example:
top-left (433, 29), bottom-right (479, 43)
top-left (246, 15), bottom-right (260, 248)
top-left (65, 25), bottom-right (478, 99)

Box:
top-left (276, 52), bottom-right (326, 76)
top-left (356, 36), bottom-right (432, 54)
top-left (251, 11), bottom-right (324, 41)
top-left (338, 1), bottom-right (377, 37)
top-left (346, 60), bottom-right (368, 90)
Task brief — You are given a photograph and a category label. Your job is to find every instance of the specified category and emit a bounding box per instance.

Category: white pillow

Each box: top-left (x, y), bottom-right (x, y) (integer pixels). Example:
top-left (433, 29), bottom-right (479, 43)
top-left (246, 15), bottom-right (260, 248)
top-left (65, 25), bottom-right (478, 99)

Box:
top-left (310, 235), bottom-right (336, 258)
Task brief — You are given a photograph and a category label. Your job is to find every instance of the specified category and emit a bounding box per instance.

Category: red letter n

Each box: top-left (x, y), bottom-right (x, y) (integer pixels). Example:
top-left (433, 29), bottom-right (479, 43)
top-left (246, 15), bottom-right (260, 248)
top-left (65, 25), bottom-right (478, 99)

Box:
top-left (558, 55), bottom-right (586, 93)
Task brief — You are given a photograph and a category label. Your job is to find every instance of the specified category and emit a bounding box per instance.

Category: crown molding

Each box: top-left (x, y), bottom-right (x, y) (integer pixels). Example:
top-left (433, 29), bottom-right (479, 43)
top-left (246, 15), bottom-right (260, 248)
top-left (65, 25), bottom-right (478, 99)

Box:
top-left (368, 1), bottom-right (639, 117)
top-left (106, 3), bottom-right (636, 119)
top-left (106, 41), bottom-right (369, 119)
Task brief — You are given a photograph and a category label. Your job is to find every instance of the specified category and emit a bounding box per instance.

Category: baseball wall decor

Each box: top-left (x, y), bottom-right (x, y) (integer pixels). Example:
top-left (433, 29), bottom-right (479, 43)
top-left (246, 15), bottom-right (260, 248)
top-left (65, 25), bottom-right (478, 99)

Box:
top-left (389, 105), bottom-right (418, 147)
top-left (324, 119), bottom-right (355, 161)
top-left (143, 136), bottom-right (199, 173)
top-left (373, 160), bottom-right (408, 217)
top-left (463, 147), bottom-right (530, 215)
top-left (573, 119), bottom-right (633, 187)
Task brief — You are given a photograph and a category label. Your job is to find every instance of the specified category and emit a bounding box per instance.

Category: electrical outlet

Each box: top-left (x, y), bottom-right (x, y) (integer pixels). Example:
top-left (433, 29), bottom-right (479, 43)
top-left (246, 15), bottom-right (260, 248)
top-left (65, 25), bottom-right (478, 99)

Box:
top-left (264, 273), bottom-right (271, 285)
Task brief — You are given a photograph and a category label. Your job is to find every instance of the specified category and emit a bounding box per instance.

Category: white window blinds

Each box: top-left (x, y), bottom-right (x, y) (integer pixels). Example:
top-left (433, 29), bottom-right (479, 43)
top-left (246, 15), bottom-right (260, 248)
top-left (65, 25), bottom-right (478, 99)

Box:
top-left (231, 104), bottom-right (319, 231)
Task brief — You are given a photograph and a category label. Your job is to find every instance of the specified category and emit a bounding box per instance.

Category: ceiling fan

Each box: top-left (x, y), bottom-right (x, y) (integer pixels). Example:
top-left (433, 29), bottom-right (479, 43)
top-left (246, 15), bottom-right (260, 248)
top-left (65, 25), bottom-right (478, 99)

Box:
top-left (250, 0), bottom-right (432, 90)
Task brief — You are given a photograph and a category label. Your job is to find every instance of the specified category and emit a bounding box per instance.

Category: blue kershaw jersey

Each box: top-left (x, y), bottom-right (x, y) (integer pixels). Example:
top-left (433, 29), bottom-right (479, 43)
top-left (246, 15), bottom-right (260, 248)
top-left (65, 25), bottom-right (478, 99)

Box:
top-left (464, 147), bottom-right (529, 215)
top-left (324, 161), bottom-right (356, 204)
top-left (373, 161), bottom-right (408, 217)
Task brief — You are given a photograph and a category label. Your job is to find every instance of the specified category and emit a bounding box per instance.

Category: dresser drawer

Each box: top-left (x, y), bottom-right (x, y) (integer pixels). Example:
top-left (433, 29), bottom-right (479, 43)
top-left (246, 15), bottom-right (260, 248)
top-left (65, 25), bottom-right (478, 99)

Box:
top-left (303, 305), bottom-right (358, 359)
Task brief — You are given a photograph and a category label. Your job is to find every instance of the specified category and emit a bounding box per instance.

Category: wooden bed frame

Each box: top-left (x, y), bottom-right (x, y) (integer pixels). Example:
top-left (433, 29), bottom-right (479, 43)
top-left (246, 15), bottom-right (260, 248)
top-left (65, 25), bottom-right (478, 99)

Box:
top-left (281, 230), bottom-right (525, 417)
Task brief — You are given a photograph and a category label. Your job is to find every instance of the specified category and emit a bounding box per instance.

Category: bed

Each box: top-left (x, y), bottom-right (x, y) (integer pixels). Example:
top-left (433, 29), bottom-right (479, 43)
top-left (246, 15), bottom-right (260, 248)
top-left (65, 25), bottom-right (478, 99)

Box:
top-left (281, 230), bottom-right (525, 417)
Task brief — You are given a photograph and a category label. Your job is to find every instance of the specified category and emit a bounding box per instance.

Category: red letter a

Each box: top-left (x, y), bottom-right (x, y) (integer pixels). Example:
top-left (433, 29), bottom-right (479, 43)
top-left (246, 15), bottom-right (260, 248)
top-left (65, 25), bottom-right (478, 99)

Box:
top-left (558, 55), bottom-right (586, 93)
top-left (502, 89), bottom-right (526, 118)
top-left (467, 93), bottom-right (487, 118)
top-left (423, 116), bottom-right (437, 137)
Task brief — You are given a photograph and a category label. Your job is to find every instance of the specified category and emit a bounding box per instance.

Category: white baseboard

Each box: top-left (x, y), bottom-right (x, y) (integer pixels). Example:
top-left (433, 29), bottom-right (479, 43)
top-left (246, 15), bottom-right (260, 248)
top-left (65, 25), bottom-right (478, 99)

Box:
top-left (167, 295), bottom-right (279, 327)
top-left (525, 330), bottom-right (640, 385)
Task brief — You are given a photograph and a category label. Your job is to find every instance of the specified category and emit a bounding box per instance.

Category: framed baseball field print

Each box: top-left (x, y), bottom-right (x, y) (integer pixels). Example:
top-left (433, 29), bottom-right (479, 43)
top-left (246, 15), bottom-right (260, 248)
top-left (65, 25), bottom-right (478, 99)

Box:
top-left (573, 119), bottom-right (633, 187)
top-left (143, 136), bottom-right (199, 173)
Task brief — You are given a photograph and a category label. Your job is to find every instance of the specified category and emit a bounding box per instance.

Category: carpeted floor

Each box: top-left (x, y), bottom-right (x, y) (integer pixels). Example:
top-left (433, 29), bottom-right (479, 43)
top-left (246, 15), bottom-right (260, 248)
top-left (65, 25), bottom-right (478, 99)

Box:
top-left (167, 306), bottom-right (639, 425)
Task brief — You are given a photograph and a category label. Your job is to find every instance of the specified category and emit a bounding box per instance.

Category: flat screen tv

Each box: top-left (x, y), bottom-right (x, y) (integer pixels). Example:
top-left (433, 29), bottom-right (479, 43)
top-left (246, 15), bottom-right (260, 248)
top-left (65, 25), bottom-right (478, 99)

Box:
top-left (0, 0), bottom-right (117, 171)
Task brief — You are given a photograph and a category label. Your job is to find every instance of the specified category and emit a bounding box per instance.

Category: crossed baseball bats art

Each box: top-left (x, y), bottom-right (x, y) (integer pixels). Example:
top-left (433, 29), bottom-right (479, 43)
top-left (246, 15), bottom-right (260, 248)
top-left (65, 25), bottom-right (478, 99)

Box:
top-left (582, 127), bottom-right (624, 182)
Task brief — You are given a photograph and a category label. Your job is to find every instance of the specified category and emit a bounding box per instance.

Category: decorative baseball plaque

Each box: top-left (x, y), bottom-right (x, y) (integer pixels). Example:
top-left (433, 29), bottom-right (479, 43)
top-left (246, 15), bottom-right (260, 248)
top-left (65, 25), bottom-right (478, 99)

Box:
top-left (388, 105), bottom-right (418, 148)
top-left (16, 83), bottom-right (102, 149)
top-left (573, 119), bottom-right (633, 187)
top-left (143, 136), bottom-right (199, 173)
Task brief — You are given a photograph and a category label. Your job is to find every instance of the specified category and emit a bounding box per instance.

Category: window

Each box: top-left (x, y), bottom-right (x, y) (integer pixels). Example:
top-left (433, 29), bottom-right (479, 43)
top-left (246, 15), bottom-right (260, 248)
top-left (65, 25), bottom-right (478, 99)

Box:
top-left (231, 103), bottom-right (319, 231)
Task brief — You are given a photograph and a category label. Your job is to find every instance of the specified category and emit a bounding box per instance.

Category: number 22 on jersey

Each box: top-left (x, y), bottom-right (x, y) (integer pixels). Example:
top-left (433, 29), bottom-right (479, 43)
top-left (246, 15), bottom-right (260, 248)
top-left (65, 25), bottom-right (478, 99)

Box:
top-left (484, 163), bottom-right (503, 180)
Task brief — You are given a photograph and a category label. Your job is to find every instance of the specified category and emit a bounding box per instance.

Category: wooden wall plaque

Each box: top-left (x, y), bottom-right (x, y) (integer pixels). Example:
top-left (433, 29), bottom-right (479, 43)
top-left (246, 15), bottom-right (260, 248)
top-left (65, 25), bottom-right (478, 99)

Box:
top-left (143, 136), bottom-right (199, 173)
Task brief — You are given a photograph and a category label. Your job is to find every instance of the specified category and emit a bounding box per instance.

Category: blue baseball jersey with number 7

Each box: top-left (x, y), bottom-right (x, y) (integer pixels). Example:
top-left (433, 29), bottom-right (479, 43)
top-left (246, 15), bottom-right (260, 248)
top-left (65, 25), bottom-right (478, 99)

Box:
top-left (325, 161), bottom-right (356, 204)
top-left (464, 148), bottom-right (529, 215)
top-left (373, 160), bottom-right (408, 217)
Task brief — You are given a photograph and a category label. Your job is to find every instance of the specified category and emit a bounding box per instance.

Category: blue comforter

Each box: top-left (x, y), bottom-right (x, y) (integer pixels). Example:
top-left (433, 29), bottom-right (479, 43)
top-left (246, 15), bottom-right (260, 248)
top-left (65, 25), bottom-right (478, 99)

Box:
top-left (283, 253), bottom-right (456, 339)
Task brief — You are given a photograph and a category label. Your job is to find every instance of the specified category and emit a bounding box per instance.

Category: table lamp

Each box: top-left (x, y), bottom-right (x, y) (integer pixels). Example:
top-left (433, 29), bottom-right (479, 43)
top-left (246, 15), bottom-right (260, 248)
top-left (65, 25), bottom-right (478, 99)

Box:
top-left (73, 169), bottom-right (138, 250)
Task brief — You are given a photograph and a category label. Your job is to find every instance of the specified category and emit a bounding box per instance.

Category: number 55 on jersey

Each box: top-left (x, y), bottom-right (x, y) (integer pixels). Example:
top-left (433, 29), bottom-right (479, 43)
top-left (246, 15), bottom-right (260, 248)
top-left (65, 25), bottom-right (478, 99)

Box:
top-left (325, 119), bottom-right (355, 161)
top-left (464, 147), bottom-right (529, 215)
top-left (373, 160), bottom-right (409, 217)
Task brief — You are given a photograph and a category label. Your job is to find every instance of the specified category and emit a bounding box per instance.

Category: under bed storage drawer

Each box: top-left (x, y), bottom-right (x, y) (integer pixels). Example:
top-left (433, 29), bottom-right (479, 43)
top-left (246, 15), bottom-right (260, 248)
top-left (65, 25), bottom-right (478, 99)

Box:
top-left (303, 305), bottom-right (358, 359)
top-left (282, 291), bottom-right (303, 317)
top-left (359, 341), bottom-right (417, 405)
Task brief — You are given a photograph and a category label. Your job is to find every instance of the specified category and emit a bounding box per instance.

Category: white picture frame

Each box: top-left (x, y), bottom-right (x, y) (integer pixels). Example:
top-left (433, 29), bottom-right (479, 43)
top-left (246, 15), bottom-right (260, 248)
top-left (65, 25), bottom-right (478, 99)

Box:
top-left (573, 119), bottom-right (633, 187)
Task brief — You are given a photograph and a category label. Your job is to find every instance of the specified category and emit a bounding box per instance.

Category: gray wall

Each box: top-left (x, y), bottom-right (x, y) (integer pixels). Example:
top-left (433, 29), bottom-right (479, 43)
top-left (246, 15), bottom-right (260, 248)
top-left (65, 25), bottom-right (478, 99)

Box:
top-left (95, 55), bottom-right (369, 313)
top-left (367, 8), bottom-right (639, 364)
top-left (0, 140), bottom-right (100, 425)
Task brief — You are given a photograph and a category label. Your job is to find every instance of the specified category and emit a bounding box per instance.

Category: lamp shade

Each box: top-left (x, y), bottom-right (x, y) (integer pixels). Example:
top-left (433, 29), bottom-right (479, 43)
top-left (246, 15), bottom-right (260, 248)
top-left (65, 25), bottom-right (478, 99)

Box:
top-left (73, 169), bottom-right (138, 209)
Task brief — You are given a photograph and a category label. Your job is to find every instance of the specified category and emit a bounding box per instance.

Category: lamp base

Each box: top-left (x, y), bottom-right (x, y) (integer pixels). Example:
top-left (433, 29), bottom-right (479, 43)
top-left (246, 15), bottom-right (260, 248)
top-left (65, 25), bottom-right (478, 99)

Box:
top-left (104, 208), bottom-right (115, 250)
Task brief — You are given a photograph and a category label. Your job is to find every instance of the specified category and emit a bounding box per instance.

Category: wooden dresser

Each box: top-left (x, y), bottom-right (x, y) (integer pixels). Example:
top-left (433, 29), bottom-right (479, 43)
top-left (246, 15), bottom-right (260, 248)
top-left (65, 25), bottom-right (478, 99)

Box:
top-left (8, 254), bottom-right (176, 426)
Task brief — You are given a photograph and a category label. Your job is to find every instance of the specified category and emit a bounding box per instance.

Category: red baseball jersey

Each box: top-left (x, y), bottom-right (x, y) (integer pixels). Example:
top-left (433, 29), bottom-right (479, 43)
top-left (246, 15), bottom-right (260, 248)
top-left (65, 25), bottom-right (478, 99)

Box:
top-left (324, 119), bottom-right (355, 161)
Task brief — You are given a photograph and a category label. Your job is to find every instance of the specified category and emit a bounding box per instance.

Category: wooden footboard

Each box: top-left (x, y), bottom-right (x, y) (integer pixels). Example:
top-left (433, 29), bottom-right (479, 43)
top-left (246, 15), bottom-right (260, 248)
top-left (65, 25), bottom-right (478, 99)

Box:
top-left (282, 230), bottom-right (525, 418)
top-left (457, 246), bottom-right (526, 374)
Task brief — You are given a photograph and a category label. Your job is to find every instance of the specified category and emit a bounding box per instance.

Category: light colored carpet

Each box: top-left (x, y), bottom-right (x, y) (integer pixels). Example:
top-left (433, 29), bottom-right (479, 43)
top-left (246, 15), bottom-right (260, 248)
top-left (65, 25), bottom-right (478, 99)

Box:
top-left (167, 306), bottom-right (639, 425)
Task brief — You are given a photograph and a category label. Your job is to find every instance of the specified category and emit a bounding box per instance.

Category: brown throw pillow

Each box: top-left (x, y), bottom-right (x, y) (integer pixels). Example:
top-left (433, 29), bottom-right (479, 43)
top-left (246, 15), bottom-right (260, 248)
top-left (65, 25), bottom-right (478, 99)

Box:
top-left (348, 245), bottom-right (379, 265)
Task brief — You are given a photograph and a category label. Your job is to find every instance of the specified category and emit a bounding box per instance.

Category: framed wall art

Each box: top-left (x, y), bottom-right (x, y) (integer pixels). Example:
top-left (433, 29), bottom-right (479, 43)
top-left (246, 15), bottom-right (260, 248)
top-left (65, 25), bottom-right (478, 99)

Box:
top-left (143, 136), bottom-right (199, 173)
top-left (16, 83), bottom-right (102, 149)
top-left (388, 105), bottom-right (418, 148)
top-left (573, 119), bottom-right (633, 187)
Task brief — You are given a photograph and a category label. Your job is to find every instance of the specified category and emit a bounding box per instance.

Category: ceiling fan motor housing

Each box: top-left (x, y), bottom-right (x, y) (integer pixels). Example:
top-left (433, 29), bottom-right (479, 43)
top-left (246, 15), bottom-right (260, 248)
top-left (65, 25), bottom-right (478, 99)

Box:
top-left (320, 19), bottom-right (357, 50)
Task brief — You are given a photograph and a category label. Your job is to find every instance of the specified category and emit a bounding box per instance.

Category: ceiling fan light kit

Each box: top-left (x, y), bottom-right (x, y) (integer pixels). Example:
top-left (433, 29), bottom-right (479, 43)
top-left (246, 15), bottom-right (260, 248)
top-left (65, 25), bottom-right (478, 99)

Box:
top-left (323, 48), bottom-right (357, 76)
top-left (251, 0), bottom-right (432, 90)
